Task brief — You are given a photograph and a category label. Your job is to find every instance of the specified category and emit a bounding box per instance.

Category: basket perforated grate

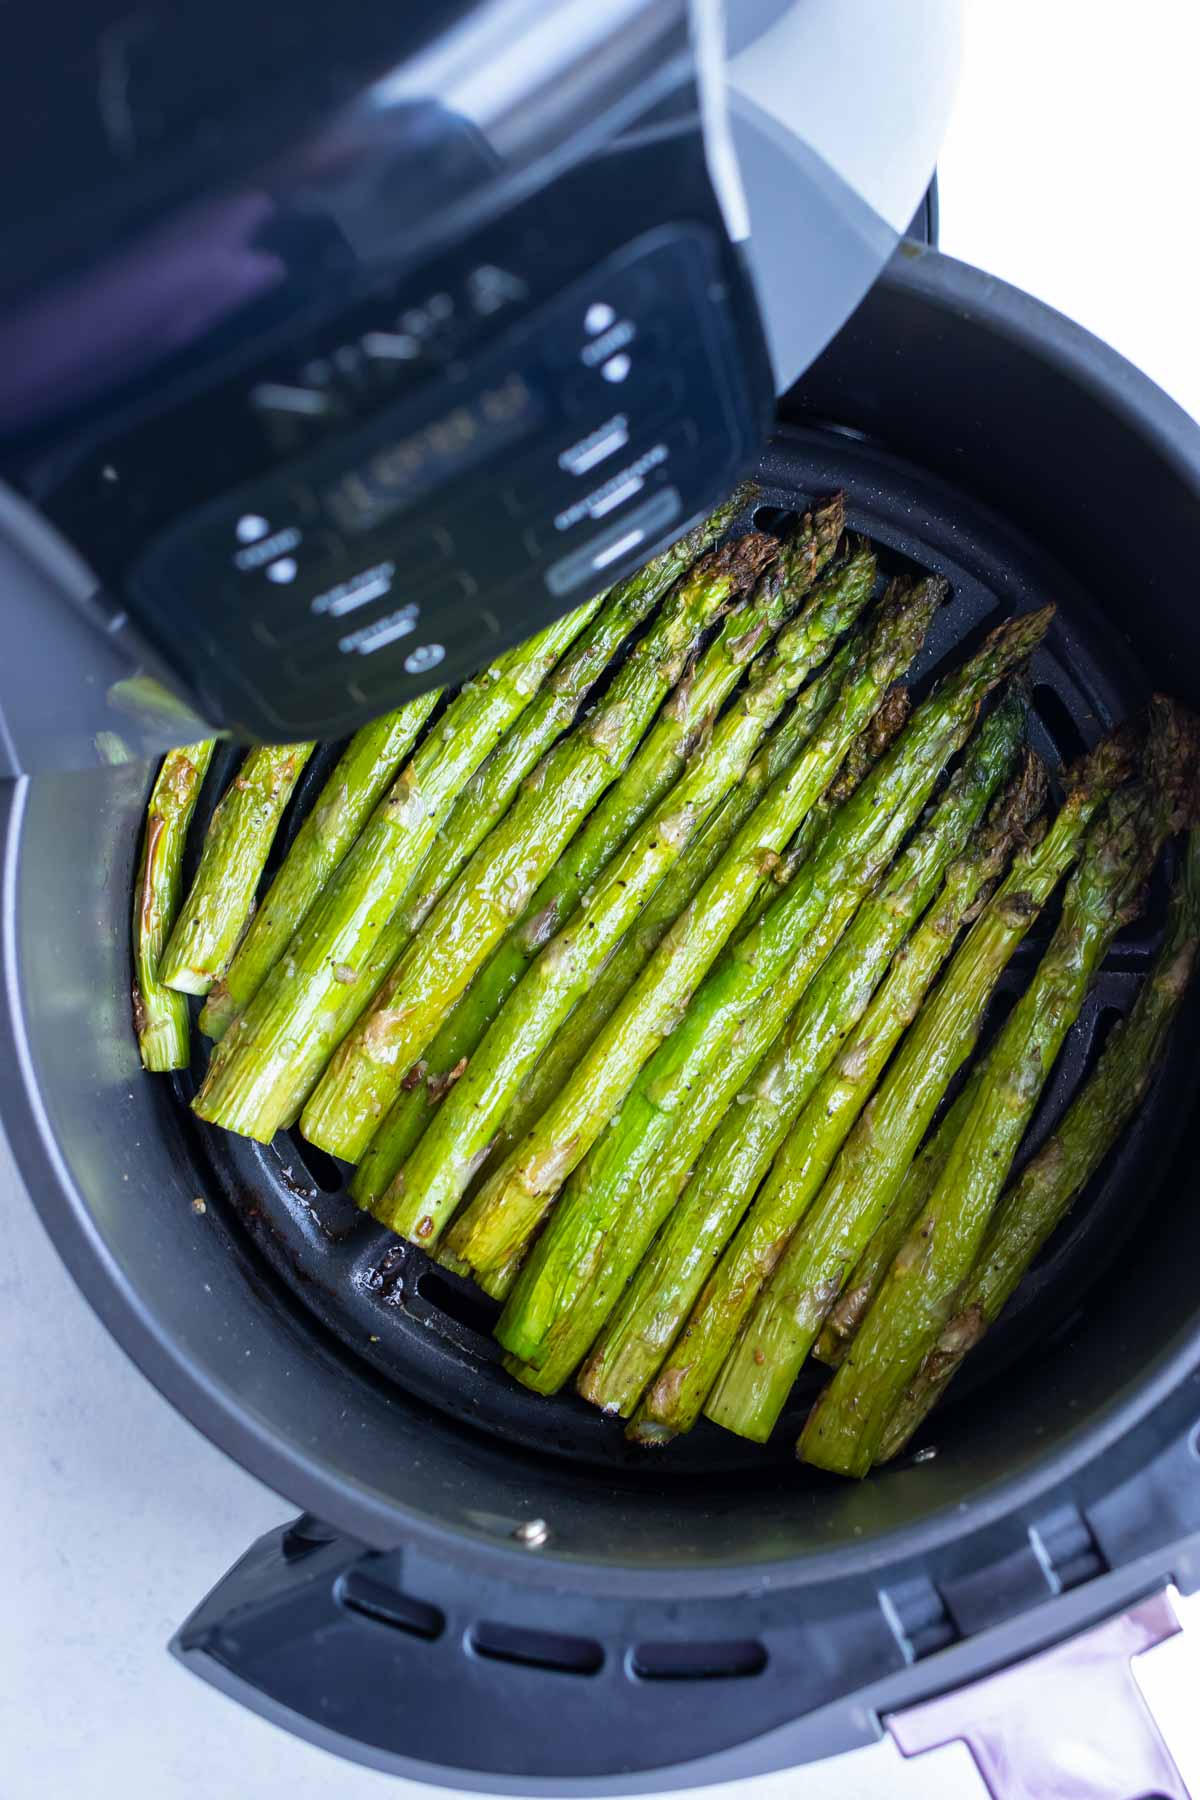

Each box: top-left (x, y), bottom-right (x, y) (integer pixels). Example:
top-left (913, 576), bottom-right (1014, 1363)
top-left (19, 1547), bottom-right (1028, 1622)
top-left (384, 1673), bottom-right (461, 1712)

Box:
top-left (170, 426), bottom-right (1185, 1474)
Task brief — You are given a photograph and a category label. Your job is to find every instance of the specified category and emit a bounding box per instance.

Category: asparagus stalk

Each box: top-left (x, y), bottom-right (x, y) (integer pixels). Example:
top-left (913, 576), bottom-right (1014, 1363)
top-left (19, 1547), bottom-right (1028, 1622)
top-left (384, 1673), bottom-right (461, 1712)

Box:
top-left (878, 821), bottom-right (1200, 1462)
top-left (282, 494), bottom-right (757, 1068)
top-left (199, 694), bottom-right (440, 1039)
top-left (372, 537), bottom-right (874, 1246)
top-left (582, 700), bottom-right (1029, 1418)
top-left (132, 741), bottom-right (217, 1069)
top-left (489, 582), bottom-right (955, 1378)
top-left (298, 530), bottom-right (782, 1161)
top-left (444, 637), bottom-right (862, 1208)
top-left (815, 1055), bottom-right (989, 1367)
top-left (634, 758), bottom-right (1041, 1442)
top-left (192, 605), bottom-right (605, 1142)
top-left (701, 725), bottom-right (1132, 1444)
top-left (799, 725), bottom-right (1191, 1478)
top-left (159, 741), bottom-right (315, 996)
top-left (451, 579), bottom-right (942, 1299)
top-left (499, 604), bottom-right (1052, 1387)
top-left (728, 687), bottom-right (913, 955)
top-left (351, 524), bottom-right (861, 1210)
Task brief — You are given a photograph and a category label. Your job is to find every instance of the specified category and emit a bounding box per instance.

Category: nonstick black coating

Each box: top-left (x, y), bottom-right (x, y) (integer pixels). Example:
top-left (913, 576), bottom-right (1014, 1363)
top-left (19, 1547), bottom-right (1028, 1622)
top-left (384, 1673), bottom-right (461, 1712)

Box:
top-left (172, 424), bottom-right (1176, 1476)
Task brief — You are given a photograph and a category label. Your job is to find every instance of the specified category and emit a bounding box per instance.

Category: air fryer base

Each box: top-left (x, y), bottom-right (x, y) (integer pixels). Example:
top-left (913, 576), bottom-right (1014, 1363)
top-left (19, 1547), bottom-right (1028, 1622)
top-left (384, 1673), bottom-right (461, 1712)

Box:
top-left (7, 242), bottom-right (1200, 1789)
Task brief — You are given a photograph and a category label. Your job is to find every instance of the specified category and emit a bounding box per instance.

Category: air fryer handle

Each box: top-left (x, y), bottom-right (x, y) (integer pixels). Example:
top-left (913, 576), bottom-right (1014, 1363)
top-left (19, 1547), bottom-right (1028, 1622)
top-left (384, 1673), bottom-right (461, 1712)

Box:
top-left (176, 1521), bottom-right (1195, 1794)
top-left (886, 1588), bottom-right (1189, 1799)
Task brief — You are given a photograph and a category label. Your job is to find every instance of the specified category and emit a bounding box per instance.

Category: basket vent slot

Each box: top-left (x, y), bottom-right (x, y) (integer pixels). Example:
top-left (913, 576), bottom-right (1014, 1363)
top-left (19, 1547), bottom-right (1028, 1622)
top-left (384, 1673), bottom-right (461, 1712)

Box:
top-left (336, 1568), bottom-right (444, 1639)
top-left (416, 1267), bottom-right (500, 1336)
top-left (630, 1639), bottom-right (767, 1681)
top-left (1032, 683), bottom-right (1088, 767)
top-left (469, 1620), bottom-right (603, 1676)
top-left (285, 1130), bottom-right (345, 1194)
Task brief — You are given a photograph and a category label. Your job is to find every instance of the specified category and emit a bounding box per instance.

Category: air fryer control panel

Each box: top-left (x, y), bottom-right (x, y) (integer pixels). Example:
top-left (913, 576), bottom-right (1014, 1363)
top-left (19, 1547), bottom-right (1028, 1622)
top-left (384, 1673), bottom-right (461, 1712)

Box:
top-left (113, 224), bottom-right (759, 739)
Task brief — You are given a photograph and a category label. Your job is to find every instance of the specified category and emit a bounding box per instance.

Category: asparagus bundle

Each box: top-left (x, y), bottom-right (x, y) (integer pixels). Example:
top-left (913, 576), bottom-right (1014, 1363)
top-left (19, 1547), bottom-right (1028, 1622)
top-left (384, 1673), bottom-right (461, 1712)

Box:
top-left (878, 826), bottom-right (1200, 1461)
top-left (236, 492), bottom-right (753, 1063)
top-left (132, 740), bottom-right (217, 1070)
top-left (448, 578), bottom-right (946, 1303)
top-left (159, 741), bottom-right (315, 995)
top-left (298, 528), bottom-right (782, 1161)
top-left (583, 700), bottom-right (1030, 1419)
top-left (416, 637), bottom-right (861, 1213)
top-left (199, 694), bottom-right (441, 1039)
top-left (800, 712), bottom-right (1194, 1477)
top-left (457, 683), bottom-right (909, 1304)
top-left (703, 725), bottom-right (1132, 1443)
top-left (192, 603), bottom-right (605, 1141)
top-left (374, 537), bottom-right (875, 1247)
top-left (336, 508), bottom-right (851, 1188)
top-left (634, 752), bottom-right (1042, 1441)
top-left (498, 603), bottom-right (1052, 1390)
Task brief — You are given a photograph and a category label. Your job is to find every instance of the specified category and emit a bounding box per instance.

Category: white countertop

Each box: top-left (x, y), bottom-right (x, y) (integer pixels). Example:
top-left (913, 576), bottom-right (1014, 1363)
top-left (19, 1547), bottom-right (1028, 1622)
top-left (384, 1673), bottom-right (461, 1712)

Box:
top-left (6, 5), bottom-right (1200, 1796)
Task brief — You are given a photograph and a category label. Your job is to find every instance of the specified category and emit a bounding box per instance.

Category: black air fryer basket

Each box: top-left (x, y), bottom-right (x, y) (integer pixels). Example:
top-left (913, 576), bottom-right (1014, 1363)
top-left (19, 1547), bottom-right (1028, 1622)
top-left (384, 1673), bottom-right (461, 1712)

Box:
top-left (6, 242), bottom-right (1200, 1792)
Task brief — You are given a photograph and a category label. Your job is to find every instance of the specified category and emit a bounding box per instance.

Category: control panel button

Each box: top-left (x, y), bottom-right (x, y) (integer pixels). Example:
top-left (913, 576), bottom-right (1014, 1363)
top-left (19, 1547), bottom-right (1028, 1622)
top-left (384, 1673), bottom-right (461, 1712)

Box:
top-left (544, 487), bottom-right (681, 598)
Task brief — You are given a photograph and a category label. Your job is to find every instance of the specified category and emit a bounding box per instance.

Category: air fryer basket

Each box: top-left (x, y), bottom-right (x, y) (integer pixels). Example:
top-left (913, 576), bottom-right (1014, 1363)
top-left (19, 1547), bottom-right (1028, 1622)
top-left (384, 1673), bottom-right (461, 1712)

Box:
top-left (173, 432), bottom-right (1174, 1478)
top-left (5, 245), bottom-right (1200, 1785)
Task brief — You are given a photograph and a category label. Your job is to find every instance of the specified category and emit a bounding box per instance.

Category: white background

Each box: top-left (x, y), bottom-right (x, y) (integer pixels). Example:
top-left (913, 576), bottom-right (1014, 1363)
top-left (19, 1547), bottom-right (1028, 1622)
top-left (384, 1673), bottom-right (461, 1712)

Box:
top-left (4, 4), bottom-right (1200, 1796)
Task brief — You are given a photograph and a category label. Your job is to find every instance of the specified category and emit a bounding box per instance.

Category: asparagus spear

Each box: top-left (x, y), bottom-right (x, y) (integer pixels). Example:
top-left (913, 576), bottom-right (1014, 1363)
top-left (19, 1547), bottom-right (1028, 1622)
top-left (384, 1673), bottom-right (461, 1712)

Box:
top-left (298, 529), bottom-right (782, 1161)
top-left (159, 741), bottom-right (315, 996)
top-left (633, 757), bottom-right (1041, 1441)
top-left (192, 605), bottom-right (607, 1142)
top-left (727, 686), bottom-right (914, 954)
top-left (499, 604), bottom-right (1051, 1386)
top-left (582, 700), bottom-right (1028, 1418)
top-left (701, 725), bottom-right (1132, 1444)
top-left (132, 741), bottom-right (217, 1069)
top-left (878, 821), bottom-right (1200, 1462)
top-left (199, 694), bottom-right (441, 1039)
top-left (373, 538), bottom-right (875, 1246)
top-left (266, 494), bottom-right (756, 1064)
top-left (351, 525), bottom-right (861, 1210)
top-left (453, 682), bottom-right (905, 1306)
top-left (451, 579), bottom-right (944, 1299)
top-left (815, 1056), bottom-right (989, 1367)
top-left (799, 723), bottom-right (1191, 1478)
top-left (436, 638), bottom-right (862, 1211)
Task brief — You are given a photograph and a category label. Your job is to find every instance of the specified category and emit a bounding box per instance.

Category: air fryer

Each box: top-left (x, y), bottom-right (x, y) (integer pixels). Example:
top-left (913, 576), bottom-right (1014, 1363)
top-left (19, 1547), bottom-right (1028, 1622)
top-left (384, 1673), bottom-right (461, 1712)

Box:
top-left (4, 3), bottom-right (1200, 1795)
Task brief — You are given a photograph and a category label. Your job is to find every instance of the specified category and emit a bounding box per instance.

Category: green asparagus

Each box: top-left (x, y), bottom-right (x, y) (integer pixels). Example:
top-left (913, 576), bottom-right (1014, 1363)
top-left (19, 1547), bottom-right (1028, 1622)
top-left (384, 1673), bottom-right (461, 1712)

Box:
top-left (815, 1055), bottom-right (990, 1368)
top-left (351, 520), bottom-right (862, 1209)
top-left (299, 529), bottom-right (782, 1160)
top-left (132, 741), bottom-right (217, 1069)
top-left (499, 604), bottom-right (1052, 1388)
top-left (436, 638), bottom-right (862, 1212)
top-left (633, 751), bottom-right (1042, 1441)
top-left (199, 693), bottom-right (441, 1039)
top-left (192, 605), bottom-right (602, 1141)
top-left (582, 699), bottom-right (1028, 1418)
top-left (460, 682), bottom-right (909, 1306)
top-left (702, 725), bottom-right (1132, 1443)
top-left (878, 821), bottom-right (1200, 1462)
top-left (160, 741), bottom-right (315, 996)
top-left (374, 538), bottom-right (876, 1247)
top-left (452, 579), bottom-right (944, 1301)
top-left (800, 723), bottom-right (1190, 1478)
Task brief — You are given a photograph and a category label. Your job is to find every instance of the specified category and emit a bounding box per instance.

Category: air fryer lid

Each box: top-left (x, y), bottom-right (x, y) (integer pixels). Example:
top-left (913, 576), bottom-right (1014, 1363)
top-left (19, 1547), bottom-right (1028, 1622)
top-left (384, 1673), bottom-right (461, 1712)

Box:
top-left (0, 0), bottom-right (955, 764)
top-left (5, 247), bottom-right (1200, 1785)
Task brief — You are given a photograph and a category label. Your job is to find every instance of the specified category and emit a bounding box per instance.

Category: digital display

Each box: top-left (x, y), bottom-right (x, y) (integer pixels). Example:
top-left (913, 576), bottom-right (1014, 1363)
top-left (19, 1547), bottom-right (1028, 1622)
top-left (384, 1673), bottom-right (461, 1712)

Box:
top-left (323, 373), bottom-right (541, 535)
